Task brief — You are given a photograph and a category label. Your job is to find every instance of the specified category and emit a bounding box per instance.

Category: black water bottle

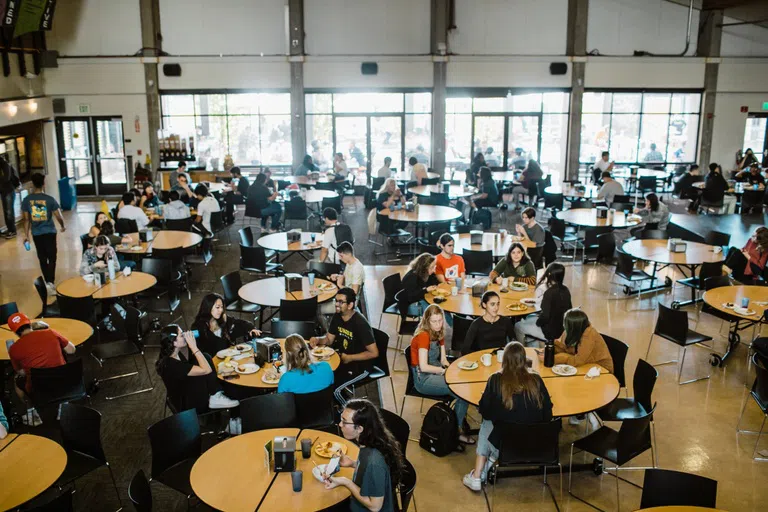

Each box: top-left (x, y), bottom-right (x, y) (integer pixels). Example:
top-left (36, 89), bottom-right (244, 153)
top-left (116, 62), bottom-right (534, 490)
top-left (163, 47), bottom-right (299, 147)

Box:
top-left (544, 340), bottom-right (555, 368)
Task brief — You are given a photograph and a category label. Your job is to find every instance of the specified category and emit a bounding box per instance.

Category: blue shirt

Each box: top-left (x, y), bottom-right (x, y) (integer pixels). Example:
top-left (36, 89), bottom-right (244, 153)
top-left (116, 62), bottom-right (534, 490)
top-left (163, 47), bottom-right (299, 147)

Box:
top-left (21, 193), bottom-right (59, 236)
top-left (277, 362), bottom-right (334, 394)
top-left (0, 401), bottom-right (8, 432)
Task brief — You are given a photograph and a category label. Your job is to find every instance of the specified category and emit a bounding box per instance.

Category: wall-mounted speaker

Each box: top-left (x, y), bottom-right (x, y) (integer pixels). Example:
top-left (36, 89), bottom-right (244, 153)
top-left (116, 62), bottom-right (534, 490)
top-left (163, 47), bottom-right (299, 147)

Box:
top-left (549, 62), bottom-right (567, 75)
top-left (52, 98), bottom-right (66, 114)
top-left (163, 64), bottom-right (182, 77)
top-left (40, 50), bottom-right (59, 69)
top-left (361, 62), bottom-right (378, 75)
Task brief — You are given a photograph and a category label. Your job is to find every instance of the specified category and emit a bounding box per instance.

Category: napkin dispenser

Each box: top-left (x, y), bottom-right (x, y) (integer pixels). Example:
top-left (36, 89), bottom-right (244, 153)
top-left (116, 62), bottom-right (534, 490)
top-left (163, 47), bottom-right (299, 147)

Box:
top-left (442, 181), bottom-right (451, 193)
top-left (472, 280), bottom-right (489, 297)
top-left (405, 201), bottom-right (415, 212)
top-left (285, 273), bottom-right (303, 292)
top-left (596, 206), bottom-right (608, 219)
top-left (470, 230), bottom-right (483, 245)
top-left (286, 230), bottom-right (301, 243)
top-left (254, 337), bottom-right (282, 364)
top-left (273, 436), bottom-right (296, 472)
top-left (667, 238), bottom-right (687, 253)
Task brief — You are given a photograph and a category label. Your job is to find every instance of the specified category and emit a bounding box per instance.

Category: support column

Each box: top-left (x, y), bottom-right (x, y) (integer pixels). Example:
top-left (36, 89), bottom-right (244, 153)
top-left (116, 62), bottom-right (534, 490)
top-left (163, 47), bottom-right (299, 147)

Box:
top-left (565, 0), bottom-right (588, 182)
top-left (139, 0), bottom-right (162, 173)
top-left (288, 0), bottom-right (306, 169)
top-left (697, 6), bottom-right (723, 168)
top-left (431, 0), bottom-right (449, 178)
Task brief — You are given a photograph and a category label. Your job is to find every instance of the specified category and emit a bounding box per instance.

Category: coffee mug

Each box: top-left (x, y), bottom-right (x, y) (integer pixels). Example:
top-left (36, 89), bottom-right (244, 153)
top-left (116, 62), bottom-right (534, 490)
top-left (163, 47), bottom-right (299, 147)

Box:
top-left (496, 349), bottom-right (503, 363)
top-left (481, 353), bottom-right (492, 366)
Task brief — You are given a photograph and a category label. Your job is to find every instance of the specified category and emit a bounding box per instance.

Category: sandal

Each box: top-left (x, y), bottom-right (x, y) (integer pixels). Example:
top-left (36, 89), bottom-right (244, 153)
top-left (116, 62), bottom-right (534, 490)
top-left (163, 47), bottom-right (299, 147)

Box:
top-left (459, 434), bottom-right (476, 445)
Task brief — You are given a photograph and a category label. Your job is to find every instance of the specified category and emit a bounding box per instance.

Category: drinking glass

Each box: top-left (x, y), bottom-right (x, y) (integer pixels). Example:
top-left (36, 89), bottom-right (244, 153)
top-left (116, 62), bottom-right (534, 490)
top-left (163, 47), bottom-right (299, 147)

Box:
top-left (308, 273), bottom-right (316, 287)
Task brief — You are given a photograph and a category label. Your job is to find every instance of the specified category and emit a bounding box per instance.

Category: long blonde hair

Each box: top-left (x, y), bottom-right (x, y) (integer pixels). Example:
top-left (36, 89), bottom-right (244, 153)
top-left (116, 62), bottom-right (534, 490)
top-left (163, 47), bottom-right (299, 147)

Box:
top-left (378, 178), bottom-right (397, 195)
top-left (284, 334), bottom-right (312, 373)
top-left (499, 342), bottom-right (545, 410)
top-left (413, 304), bottom-right (445, 341)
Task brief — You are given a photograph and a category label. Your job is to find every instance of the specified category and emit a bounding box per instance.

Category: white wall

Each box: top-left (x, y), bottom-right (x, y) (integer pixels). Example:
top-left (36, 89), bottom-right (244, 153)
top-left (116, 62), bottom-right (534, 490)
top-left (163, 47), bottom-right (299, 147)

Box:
top-left (304, 0), bottom-right (430, 55)
top-left (304, 58), bottom-right (432, 88)
top-left (585, 58), bottom-right (705, 88)
top-left (447, 58), bottom-right (571, 88)
top-left (721, 16), bottom-right (768, 57)
top-left (160, 0), bottom-right (287, 56)
top-left (158, 58), bottom-right (291, 89)
top-left (449, 0), bottom-right (568, 56)
top-left (47, 0), bottom-right (141, 56)
top-left (0, 56), bottom-right (44, 100)
top-left (587, 0), bottom-right (699, 57)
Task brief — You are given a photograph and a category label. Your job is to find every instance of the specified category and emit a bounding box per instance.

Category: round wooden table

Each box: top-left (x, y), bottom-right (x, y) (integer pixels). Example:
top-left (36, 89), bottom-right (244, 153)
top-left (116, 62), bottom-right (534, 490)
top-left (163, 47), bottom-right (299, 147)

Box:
top-left (386, 204), bottom-right (462, 224)
top-left (544, 184), bottom-right (602, 201)
top-left (424, 281), bottom-right (536, 318)
top-left (692, 181), bottom-right (763, 197)
top-left (636, 507), bottom-right (727, 512)
top-left (557, 208), bottom-right (641, 228)
top-left (190, 428), bottom-right (359, 512)
top-left (392, 170), bottom-right (440, 182)
top-left (702, 285), bottom-right (768, 321)
top-left (238, 277), bottom-right (337, 308)
top-left (408, 184), bottom-right (477, 199)
top-left (56, 271), bottom-right (157, 300)
top-left (258, 232), bottom-right (324, 254)
top-left (612, 167), bottom-right (669, 179)
top-left (116, 230), bottom-right (203, 254)
top-left (623, 239), bottom-right (723, 266)
top-left (453, 232), bottom-right (535, 258)
top-left (212, 339), bottom-right (341, 388)
top-left (1, 318), bottom-right (93, 360)
top-left (0, 434), bottom-right (67, 511)
top-left (447, 348), bottom-right (619, 417)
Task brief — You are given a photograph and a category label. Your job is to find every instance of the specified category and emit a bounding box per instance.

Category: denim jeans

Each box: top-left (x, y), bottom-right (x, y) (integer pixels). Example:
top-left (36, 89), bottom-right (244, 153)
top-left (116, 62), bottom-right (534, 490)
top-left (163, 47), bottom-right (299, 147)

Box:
top-left (412, 368), bottom-right (469, 427)
top-left (514, 316), bottom-right (546, 345)
top-left (476, 419), bottom-right (499, 459)
top-left (1, 191), bottom-right (15, 233)
top-left (261, 202), bottom-right (283, 228)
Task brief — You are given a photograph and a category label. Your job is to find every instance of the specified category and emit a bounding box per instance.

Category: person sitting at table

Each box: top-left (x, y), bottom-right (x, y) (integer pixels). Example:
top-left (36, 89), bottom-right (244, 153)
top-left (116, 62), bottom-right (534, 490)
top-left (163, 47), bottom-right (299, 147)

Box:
top-left (295, 154), bottom-right (317, 177)
top-left (462, 291), bottom-right (515, 354)
top-left (435, 233), bottom-right (466, 284)
top-left (672, 164), bottom-right (700, 199)
top-left (735, 226), bottom-right (768, 281)
top-left (333, 152), bottom-right (349, 179)
top-left (597, 171), bottom-right (625, 207)
top-left (277, 334), bottom-right (334, 395)
top-left (171, 173), bottom-right (194, 205)
top-left (0, 401), bottom-right (8, 438)
top-left (319, 208), bottom-right (345, 264)
top-left (489, 242), bottom-right (536, 285)
top-left (262, 167), bottom-right (276, 190)
top-left (250, 173), bottom-right (283, 233)
top-left (155, 325), bottom-right (239, 412)
top-left (375, 178), bottom-right (406, 234)
top-left (376, 156), bottom-right (392, 179)
top-left (164, 190), bottom-right (191, 220)
top-left (410, 304), bottom-right (473, 444)
top-left (514, 263), bottom-right (571, 345)
top-left (515, 207), bottom-right (545, 247)
top-left (329, 241), bottom-right (365, 294)
top-left (466, 152), bottom-right (486, 186)
top-left (7, 312), bottom-right (76, 426)
top-left (324, 398), bottom-right (405, 511)
top-left (117, 188), bottom-right (142, 212)
top-left (169, 160), bottom-right (186, 189)
top-left (80, 235), bottom-right (120, 275)
top-left (736, 163), bottom-right (766, 186)
top-left (224, 166), bottom-right (249, 224)
top-left (87, 212), bottom-right (123, 246)
top-left (191, 293), bottom-right (262, 356)
top-left (310, 287), bottom-right (378, 386)
top-left (463, 341), bottom-right (553, 490)
top-left (634, 193), bottom-right (669, 230)
top-left (469, 167), bottom-right (499, 211)
top-left (511, 159), bottom-right (543, 210)
top-left (551, 308), bottom-right (613, 372)
top-left (401, 253), bottom-right (439, 316)
top-left (193, 184), bottom-right (221, 238)
top-left (409, 156), bottom-right (428, 186)
top-left (118, 192), bottom-right (152, 230)
top-left (139, 182), bottom-right (160, 209)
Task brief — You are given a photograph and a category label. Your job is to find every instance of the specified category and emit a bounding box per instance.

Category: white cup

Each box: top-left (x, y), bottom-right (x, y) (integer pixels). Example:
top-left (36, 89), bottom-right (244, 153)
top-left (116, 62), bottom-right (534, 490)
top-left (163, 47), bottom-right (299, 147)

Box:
top-left (451, 286), bottom-right (458, 296)
top-left (496, 350), bottom-right (503, 363)
top-left (502, 277), bottom-right (509, 289)
top-left (499, 229), bottom-right (507, 237)
top-left (481, 353), bottom-right (492, 367)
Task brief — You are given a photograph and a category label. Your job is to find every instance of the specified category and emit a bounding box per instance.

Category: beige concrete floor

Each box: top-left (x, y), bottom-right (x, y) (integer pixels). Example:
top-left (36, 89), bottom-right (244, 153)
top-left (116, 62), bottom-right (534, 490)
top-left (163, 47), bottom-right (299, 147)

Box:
top-left (1, 203), bottom-right (767, 511)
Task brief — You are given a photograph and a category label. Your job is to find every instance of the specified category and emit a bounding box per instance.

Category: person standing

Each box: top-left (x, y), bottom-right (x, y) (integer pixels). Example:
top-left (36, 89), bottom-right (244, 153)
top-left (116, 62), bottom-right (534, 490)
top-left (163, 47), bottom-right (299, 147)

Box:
top-left (0, 156), bottom-right (21, 238)
top-left (22, 173), bottom-right (66, 294)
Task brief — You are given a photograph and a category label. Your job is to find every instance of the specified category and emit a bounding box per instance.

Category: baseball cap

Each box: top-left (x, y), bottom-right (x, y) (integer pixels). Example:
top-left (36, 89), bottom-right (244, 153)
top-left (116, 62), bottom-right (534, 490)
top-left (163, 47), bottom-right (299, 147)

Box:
top-left (8, 312), bottom-right (31, 333)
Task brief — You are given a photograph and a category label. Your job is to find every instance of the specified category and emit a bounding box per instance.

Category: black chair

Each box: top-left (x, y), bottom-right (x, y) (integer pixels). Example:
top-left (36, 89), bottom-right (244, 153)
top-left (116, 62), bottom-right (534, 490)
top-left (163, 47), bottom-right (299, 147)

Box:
top-left (185, 236), bottom-right (217, 292)
top-left (147, 409), bottom-right (201, 502)
top-left (0, 300), bottom-right (19, 324)
top-left (569, 199), bottom-right (593, 209)
top-left (463, 249), bottom-right (494, 276)
top-left (353, 328), bottom-right (397, 409)
top-left (321, 196), bottom-right (343, 218)
top-left (737, 353), bottom-right (768, 461)
top-left (638, 176), bottom-right (658, 195)
top-left (393, 289), bottom-right (421, 373)
top-left (543, 230), bottom-right (558, 266)
top-left (378, 273), bottom-right (403, 330)
top-left (704, 230), bottom-right (731, 249)
top-left (34, 277), bottom-right (61, 318)
top-left (306, 261), bottom-right (342, 280)
top-left (139, 258), bottom-right (183, 325)
top-left (581, 226), bottom-right (612, 262)
top-left (637, 229), bottom-right (669, 240)
top-left (380, 407), bottom-right (410, 456)
top-left (90, 305), bottom-right (154, 400)
top-left (455, 223), bottom-right (484, 234)
top-left (279, 296), bottom-right (318, 322)
top-left (399, 347), bottom-right (451, 416)
top-left (80, 233), bottom-right (91, 253)
top-left (115, 218), bottom-right (138, 235)
top-left (238, 226), bottom-right (256, 247)
top-left (397, 459), bottom-right (418, 512)
top-left (209, 210), bottom-right (231, 246)
top-left (165, 217), bottom-right (194, 231)
top-left (639, 468), bottom-right (718, 509)
top-left (543, 191), bottom-right (564, 211)
top-left (677, 261), bottom-right (724, 302)
top-left (56, 294), bottom-right (98, 328)
top-left (595, 232), bottom-right (616, 265)
top-left (490, 420), bottom-right (562, 510)
top-left (453, 314), bottom-right (476, 355)
top-left (29, 359), bottom-right (88, 422)
top-left (128, 469), bottom-right (153, 511)
top-left (294, 386), bottom-right (336, 430)
top-left (284, 196), bottom-right (309, 230)
top-left (425, 192), bottom-right (449, 206)
top-left (57, 404), bottom-right (121, 504)
top-left (646, 302), bottom-right (713, 385)
top-left (613, 252), bottom-right (655, 295)
top-left (240, 393), bottom-right (298, 433)
top-left (549, 217), bottom-right (579, 255)
top-left (568, 405), bottom-right (657, 511)
top-left (220, 271), bottom-right (262, 319)
top-left (26, 490), bottom-right (74, 512)
top-left (527, 246), bottom-right (544, 270)
top-left (240, 244), bottom-right (282, 275)
top-left (602, 334), bottom-right (629, 391)
top-left (270, 320), bottom-right (315, 339)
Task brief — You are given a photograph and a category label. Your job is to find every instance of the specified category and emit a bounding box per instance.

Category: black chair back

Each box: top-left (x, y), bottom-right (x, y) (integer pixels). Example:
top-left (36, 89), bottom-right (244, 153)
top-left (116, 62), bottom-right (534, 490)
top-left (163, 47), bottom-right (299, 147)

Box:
top-left (371, 177), bottom-right (385, 191)
top-left (321, 196), bottom-right (343, 214)
top-left (453, 315), bottom-right (475, 355)
top-left (306, 261), bottom-right (342, 280)
top-left (543, 230), bottom-right (558, 266)
top-left (397, 460), bottom-right (417, 512)
top-left (612, 202), bottom-right (634, 212)
top-left (141, 257), bottom-right (177, 286)
top-left (165, 217), bottom-right (194, 231)
top-left (698, 262), bottom-right (724, 287)
top-left (210, 211), bottom-right (225, 234)
top-left (115, 218), bottom-right (138, 235)
top-left (463, 249), bottom-right (494, 276)
top-left (403, 347), bottom-right (417, 395)
top-left (33, 276), bottom-right (53, 317)
top-left (602, 334), bottom-right (629, 388)
top-left (219, 271), bottom-right (243, 307)
top-left (426, 192), bottom-right (449, 206)
top-left (596, 232), bottom-right (616, 263)
top-left (752, 354), bottom-right (768, 411)
top-left (380, 407), bottom-right (410, 456)
top-left (284, 197), bottom-right (309, 220)
top-left (241, 393), bottom-right (298, 433)
top-left (496, 419), bottom-right (561, 466)
top-left (569, 199), bottom-right (593, 209)
top-left (640, 468), bottom-right (717, 509)
top-left (543, 192), bottom-right (564, 210)
top-left (279, 296), bottom-right (319, 322)
top-left (30, 359), bottom-right (87, 411)
top-left (704, 275), bottom-right (731, 291)
top-left (455, 224), bottom-right (484, 234)
top-left (240, 244), bottom-right (271, 272)
top-left (27, 490), bottom-right (74, 512)
top-left (60, 403), bottom-right (108, 463)
top-left (549, 217), bottom-right (567, 239)
top-left (57, 294), bottom-right (97, 325)
top-left (382, 273), bottom-right (403, 315)
top-left (616, 405), bottom-right (656, 465)
top-left (527, 246), bottom-right (544, 270)
top-left (80, 233), bottom-right (91, 253)
top-left (0, 301), bottom-right (19, 324)
top-left (615, 252), bottom-right (636, 279)
top-left (654, 303), bottom-right (688, 344)
top-left (239, 226), bottom-right (255, 247)
top-left (638, 176), bottom-right (657, 192)
top-left (129, 469), bottom-right (153, 512)
top-left (294, 387), bottom-right (336, 429)
top-left (704, 230), bottom-right (730, 249)
top-left (638, 229), bottom-right (669, 240)
top-left (147, 409), bottom-right (201, 479)
top-left (370, 328), bottom-right (392, 379)
top-left (270, 320), bottom-right (315, 339)
top-left (583, 226), bottom-right (612, 249)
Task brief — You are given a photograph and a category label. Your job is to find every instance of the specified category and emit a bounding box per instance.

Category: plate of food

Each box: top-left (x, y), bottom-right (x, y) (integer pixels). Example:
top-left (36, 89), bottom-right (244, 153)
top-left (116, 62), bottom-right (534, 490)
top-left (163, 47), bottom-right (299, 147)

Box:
top-left (235, 343), bottom-right (253, 353)
top-left (551, 364), bottom-right (578, 376)
top-left (457, 361), bottom-right (478, 371)
top-left (520, 298), bottom-right (537, 306)
top-left (130, 246), bottom-right (143, 252)
top-left (261, 368), bottom-right (281, 384)
top-left (431, 288), bottom-right (450, 296)
top-left (235, 363), bottom-right (259, 375)
top-left (510, 282), bottom-right (529, 291)
top-left (733, 307), bottom-right (756, 316)
top-left (316, 282), bottom-right (335, 291)
top-left (216, 348), bottom-right (240, 359)
top-left (506, 303), bottom-right (528, 312)
top-left (312, 346), bottom-right (335, 359)
top-left (315, 441), bottom-right (348, 458)
top-left (722, 302), bottom-right (735, 309)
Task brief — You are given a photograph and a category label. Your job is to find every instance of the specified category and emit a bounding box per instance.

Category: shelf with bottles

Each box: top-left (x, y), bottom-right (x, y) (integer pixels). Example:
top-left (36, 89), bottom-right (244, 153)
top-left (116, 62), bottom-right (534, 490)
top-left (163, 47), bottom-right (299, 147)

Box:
top-left (158, 130), bottom-right (196, 163)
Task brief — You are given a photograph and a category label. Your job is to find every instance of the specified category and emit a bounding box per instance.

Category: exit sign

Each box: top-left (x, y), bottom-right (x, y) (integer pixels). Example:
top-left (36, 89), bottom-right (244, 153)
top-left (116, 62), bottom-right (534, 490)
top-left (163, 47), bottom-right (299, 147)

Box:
top-left (78, 104), bottom-right (91, 114)
top-left (763, 102), bottom-right (768, 110)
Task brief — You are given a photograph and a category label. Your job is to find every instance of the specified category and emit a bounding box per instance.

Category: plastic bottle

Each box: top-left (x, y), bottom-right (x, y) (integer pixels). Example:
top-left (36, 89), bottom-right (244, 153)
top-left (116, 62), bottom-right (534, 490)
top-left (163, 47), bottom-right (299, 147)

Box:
top-left (107, 254), bottom-right (116, 281)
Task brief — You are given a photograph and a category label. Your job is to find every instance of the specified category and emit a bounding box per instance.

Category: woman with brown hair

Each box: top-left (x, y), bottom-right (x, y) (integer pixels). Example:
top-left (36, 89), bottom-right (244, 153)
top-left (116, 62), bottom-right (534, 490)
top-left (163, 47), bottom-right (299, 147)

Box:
top-left (489, 242), bottom-right (536, 285)
top-left (741, 226), bottom-right (768, 280)
top-left (400, 253), bottom-right (439, 316)
top-left (277, 334), bottom-right (333, 394)
top-left (463, 341), bottom-right (553, 491)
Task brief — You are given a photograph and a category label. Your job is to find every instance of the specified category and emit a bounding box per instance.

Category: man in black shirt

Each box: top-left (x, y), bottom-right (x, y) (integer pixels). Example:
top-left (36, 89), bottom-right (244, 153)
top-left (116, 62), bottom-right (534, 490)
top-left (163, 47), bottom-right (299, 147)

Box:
top-left (310, 287), bottom-right (378, 385)
top-left (224, 166), bottom-right (249, 224)
top-left (247, 173), bottom-right (282, 231)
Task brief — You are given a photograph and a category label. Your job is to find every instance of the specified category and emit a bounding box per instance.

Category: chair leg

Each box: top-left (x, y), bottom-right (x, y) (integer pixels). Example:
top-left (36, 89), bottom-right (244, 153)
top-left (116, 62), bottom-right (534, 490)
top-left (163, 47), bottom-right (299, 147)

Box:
top-left (399, 395), bottom-right (407, 416)
top-left (106, 463), bottom-right (122, 506)
top-left (737, 396), bottom-right (750, 432)
top-left (651, 421), bottom-right (659, 468)
top-left (678, 345), bottom-right (711, 385)
top-left (389, 376), bottom-right (397, 411)
top-left (615, 463), bottom-right (620, 511)
top-left (753, 415), bottom-right (768, 461)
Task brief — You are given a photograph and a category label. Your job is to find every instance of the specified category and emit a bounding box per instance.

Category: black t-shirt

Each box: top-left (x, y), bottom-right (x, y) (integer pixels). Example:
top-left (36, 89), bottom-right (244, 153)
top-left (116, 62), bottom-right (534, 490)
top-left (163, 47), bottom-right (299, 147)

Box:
top-left (236, 176), bottom-right (250, 196)
top-left (251, 184), bottom-right (272, 210)
top-left (329, 312), bottom-right (375, 356)
top-left (463, 316), bottom-right (515, 354)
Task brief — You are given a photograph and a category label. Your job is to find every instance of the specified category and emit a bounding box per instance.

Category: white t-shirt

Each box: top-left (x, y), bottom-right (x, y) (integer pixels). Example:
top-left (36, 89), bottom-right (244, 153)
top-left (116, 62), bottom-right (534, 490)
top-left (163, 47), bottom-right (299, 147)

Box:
top-left (196, 196), bottom-right (221, 234)
top-left (322, 223), bottom-right (340, 263)
top-left (343, 258), bottom-right (365, 289)
top-left (118, 204), bottom-right (149, 230)
top-left (595, 159), bottom-right (611, 172)
top-left (376, 165), bottom-right (392, 179)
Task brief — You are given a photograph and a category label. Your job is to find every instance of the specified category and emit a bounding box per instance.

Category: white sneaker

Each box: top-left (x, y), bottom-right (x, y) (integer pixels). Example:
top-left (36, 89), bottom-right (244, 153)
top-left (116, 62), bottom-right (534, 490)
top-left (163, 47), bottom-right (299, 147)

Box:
top-left (209, 391), bottom-right (239, 409)
top-left (463, 470), bottom-right (482, 491)
top-left (22, 408), bottom-right (43, 427)
top-left (46, 282), bottom-right (56, 296)
top-left (569, 415), bottom-right (585, 426)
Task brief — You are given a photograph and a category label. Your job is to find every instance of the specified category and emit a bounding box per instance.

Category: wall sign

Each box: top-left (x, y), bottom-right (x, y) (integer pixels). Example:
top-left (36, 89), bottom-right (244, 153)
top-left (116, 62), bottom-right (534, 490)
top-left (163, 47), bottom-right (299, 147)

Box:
top-left (740, 106), bottom-right (748, 113)
top-left (77, 103), bottom-right (90, 114)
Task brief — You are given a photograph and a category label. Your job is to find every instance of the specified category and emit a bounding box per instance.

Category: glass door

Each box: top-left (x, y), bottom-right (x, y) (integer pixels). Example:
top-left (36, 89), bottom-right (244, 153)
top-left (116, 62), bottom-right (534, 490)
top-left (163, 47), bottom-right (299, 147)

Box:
top-left (334, 116), bottom-right (369, 173)
top-left (370, 116), bottom-right (402, 172)
top-left (743, 115), bottom-right (768, 164)
top-left (56, 118), bottom-right (95, 196)
top-left (507, 115), bottom-right (541, 168)
top-left (93, 118), bottom-right (128, 195)
top-left (473, 116), bottom-right (505, 168)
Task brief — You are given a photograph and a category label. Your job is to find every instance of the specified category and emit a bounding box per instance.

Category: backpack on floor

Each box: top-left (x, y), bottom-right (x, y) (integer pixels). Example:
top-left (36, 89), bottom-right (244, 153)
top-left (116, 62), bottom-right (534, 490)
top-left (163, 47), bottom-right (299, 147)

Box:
top-left (472, 208), bottom-right (492, 230)
top-left (333, 223), bottom-right (355, 247)
top-left (419, 402), bottom-right (459, 457)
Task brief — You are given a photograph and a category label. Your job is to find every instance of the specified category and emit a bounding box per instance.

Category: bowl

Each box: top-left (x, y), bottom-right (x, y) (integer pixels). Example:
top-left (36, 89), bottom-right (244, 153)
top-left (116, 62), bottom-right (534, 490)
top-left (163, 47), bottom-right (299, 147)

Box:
top-left (82, 274), bottom-right (94, 283)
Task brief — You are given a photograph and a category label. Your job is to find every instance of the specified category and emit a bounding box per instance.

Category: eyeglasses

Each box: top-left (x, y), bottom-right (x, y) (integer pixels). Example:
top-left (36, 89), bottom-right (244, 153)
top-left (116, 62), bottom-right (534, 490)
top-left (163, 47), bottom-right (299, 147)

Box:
top-left (339, 418), bottom-right (356, 426)
top-left (335, 300), bottom-right (349, 306)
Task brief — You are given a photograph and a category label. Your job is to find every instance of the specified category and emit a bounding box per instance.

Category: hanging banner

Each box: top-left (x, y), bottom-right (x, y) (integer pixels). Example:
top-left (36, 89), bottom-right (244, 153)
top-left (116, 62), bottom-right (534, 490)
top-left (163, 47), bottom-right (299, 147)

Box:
top-left (2, 0), bottom-right (21, 35)
top-left (39, 0), bottom-right (54, 30)
top-left (13, 0), bottom-right (47, 38)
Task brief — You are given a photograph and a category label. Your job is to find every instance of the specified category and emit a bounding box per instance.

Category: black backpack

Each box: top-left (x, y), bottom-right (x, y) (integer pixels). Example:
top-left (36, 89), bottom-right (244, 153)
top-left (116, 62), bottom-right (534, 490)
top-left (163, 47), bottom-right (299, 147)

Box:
top-left (419, 402), bottom-right (460, 457)
top-left (333, 223), bottom-right (354, 248)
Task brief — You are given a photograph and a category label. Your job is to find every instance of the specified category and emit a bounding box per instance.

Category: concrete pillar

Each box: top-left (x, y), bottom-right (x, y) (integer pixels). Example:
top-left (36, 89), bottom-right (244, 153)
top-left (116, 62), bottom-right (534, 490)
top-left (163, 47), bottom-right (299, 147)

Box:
top-left (431, 0), bottom-right (449, 177)
top-left (565, 0), bottom-right (589, 182)
top-left (139, 0), bottom-right (162, 173)
top-left (697, 7), bottom-right (723, 168)
top-left (288, 0), bottom-right (305, 170)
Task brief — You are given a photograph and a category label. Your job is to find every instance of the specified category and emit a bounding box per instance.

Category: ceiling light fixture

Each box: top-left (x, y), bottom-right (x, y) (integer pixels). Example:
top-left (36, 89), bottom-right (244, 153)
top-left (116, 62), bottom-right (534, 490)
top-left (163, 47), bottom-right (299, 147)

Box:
top-left (28, 100), bottom-right (38, 113)
top-left (7, 104), bottom-right (18, 116)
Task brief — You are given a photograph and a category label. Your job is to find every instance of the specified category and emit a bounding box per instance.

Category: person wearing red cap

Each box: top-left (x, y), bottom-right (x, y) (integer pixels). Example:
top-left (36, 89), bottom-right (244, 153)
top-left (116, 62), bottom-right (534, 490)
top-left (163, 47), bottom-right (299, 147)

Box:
top-left (6, 312), bottom-right (76, 426)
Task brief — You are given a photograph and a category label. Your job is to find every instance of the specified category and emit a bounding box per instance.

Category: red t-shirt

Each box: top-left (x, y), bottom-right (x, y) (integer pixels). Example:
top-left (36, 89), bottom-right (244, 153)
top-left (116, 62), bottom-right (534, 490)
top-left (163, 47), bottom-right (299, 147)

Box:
top-left (409, 331), bottom-right (444, 368)
top-left (435, 253), bottom-right (465, 281)
top-left (8, 329), bottom-right (69, 392)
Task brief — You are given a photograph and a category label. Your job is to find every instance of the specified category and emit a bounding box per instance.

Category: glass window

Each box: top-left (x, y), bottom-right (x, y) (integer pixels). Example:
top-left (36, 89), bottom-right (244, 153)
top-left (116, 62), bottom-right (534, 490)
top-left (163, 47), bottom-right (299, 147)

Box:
top-left (583, 92), bottom-right (612, 113)
top-left (405, 93), bottom-right (432, 113)
top-left (511, 93), bottom-right (542, 113)
top-left (161, 95), bottom-right (194, 116)
top-left (667, 114), bottom-right (699, 162)
top-left (609, 114), bottom-right (640, 162)
top-left (260, 115), bottom-right (292, 165)
top-left (228, 93), bottom-right (261, 115)
top-left (305, 94), bottom-right (333, 114)
top-left (580, 113), bottom-right (610, 163)
top-left (639, 114), bottom-right (669, 164)
top-left (612, 93), bottom-right (642, 113)
top-left (541, 114), bottom-right (568, 183)
top-left (743, 117), bottom-right (767, 153)
top-left (543, 92), bottom-right (570, 113)
top-left (671, 93), bottom-right (701, 113)
top-left (642, 94), bottom-right (671, 114)
top-left (473, 98), bottom-right (506, 113)
top-left (227, 116), bottom-right (260, 165)
top-left (332, 93), bottom-right (403, 113)
top-left (473, 116), bottom-right (505, 166)
top-left (195, 94), bottom-right (227, 116)
top-left (446, 98), bottom-right (472, 114)
top-left (405, 114), bottom-right (431, 167)
top-left (446, 113), bottom-right (472, 168)
top-left (306, 115), bottom-right (333, 171)
top-left (161, 116), bottom-right (196, 136)
top-left (195, 116), bottom-right (228, 167)
top-left (259, 93), bottom-right (291, 115)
